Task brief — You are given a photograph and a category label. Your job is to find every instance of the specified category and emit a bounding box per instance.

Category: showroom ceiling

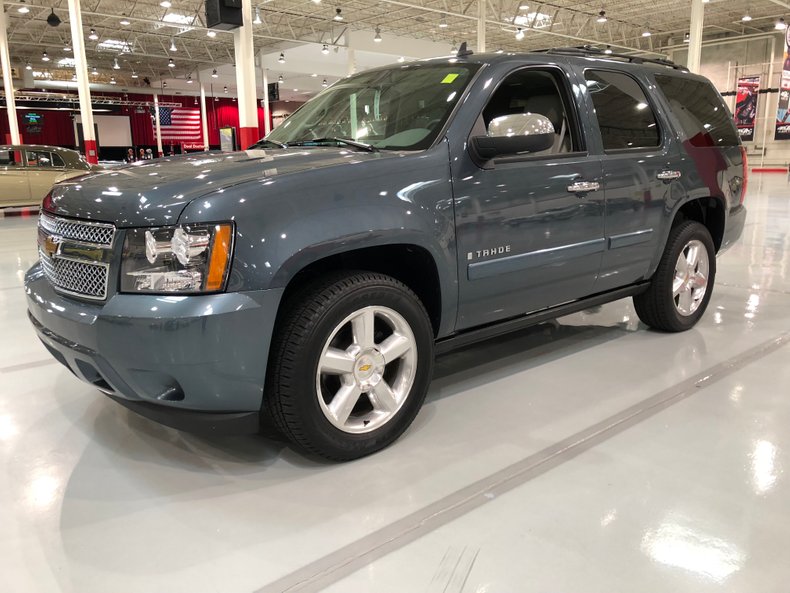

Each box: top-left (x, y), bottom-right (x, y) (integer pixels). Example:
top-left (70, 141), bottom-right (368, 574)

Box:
top-left (3, 0), bottom-right (789, 91)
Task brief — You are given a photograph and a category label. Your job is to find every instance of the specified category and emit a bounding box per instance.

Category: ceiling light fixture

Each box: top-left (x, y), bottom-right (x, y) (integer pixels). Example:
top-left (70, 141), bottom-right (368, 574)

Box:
top-left (322, 44), bottom-right (329, 54)
top-left (91, 65), bottom-right (98, 75)
top-left (334, 8), bottom-right (343, 21)
top-left (207, 29), bottom-right (216, 37)
top-left (120, 16), bottom-right (130, 25)
top-left (17, 0), bottom-right (29, 14)
top-left (642, 27), bottom-right (651, 37)
top-left (47, 9), bottom-right (61, 27)
top-left (683, 32), bottom-right (690, 42)
top-left (597, 10), bottom-right (607, 23)
top-left (162, 81), bottom-right (167, 88)
top-left (168, 58), bottom-right (175, 67)
top-left (160, 0), bottom-right (172, 7)
top-left (211, 68), bottom-right (218, 77)
top-left (25, 61), bottom-right (31, 70)
top-left (397, 55), bottom-right (405, 62)
top-left (374, 26), bottom-right (382, 42)
top-left (170, 38), bottom-right (177, 51)
top-left (132, 69), bottom-right (138, 78)
top-left (224, 85), bottom-right (228, 93)
top-left (450, 41), bottom-right (457, 53)
top-left (277, 75), bottom-right (283, 83)
top-left (742, 13), bottom-right (752, 22)
top-left (187, 74), bottom-right (193, 83)
top-left (88, 28), bottom-right (98, 40)
top-left (253, 6), bottom-right (262, 24)
top-left (278, 52), bottom-right (285, 63)
top-left (439, 13), bottom-right (448, 28)
top-left (515, 27), bottom-right (525, 40)
top-left (64, 43), bottom-right (72, 52)
top-left (777, 17), bottom-right (787, 30)
top-left (604, 45), bottom-right (613, 54)
top-left (322, 78), bottom-right (328, 87)
top-left (41, 50), bottom-right (50, 62)
top-left (110, 76), bottom-right (117, 84)
top-left (113, 58), bottom-right (120, 69)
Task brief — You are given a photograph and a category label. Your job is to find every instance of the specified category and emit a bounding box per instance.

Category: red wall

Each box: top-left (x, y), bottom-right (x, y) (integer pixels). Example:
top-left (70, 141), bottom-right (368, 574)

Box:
top-left (1, 92), bottom-right (275, 150)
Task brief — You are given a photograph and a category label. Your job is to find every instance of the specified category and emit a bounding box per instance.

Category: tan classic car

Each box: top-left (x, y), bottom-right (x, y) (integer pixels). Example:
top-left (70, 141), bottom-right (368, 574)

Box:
top-left (0, 145), bottom-right (97, 207)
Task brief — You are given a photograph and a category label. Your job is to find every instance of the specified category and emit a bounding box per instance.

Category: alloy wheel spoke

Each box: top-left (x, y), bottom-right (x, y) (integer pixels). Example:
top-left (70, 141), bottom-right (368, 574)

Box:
top-left (692, 272), bottom-right (708, 290)
top-left (378, 333), bottom-right (412, 364)
top-left (678, 288), bottom-right (694, 313)
top-left (370, 381), bottom-right (398, 413)
top-left (320, 347), bottom-right (356, 375)
top-left (685, 244), bottom-right (700, 270)
top-left (672, 272), bottom-right (685, 297)
top-left (329, 384), bottom-right (362, 426)
top-left (351, 309), bottom-right (376, 349)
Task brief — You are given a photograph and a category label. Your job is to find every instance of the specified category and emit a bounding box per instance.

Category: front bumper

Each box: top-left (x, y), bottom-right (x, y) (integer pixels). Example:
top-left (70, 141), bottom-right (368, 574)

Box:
top-left (25, 263), bottom-right (284, 435)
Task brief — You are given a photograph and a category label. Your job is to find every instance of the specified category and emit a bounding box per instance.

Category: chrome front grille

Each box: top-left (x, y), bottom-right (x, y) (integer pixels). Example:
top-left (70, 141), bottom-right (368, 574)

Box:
top-left (39, 212), bottom-right (115, 247)
top-left (38, 213), bottom-right (115, 301)
top-left (39, 251), bottom-right (109, 300)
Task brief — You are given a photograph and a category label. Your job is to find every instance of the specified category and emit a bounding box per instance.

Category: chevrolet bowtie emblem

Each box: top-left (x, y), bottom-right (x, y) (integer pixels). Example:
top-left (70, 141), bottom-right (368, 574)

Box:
top-left (358, 364), bottom-right (372, 372)
top-left (43, 235), bottom-right (62, 259)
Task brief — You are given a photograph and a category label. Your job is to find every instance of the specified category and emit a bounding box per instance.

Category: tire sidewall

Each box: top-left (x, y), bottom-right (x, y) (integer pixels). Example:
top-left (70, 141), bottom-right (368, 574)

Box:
top-left (285, 280), bottom-right (434, 459)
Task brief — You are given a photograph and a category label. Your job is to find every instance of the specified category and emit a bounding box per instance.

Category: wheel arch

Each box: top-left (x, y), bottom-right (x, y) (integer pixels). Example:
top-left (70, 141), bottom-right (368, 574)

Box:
top-left (671, 195), bottom-right (727, 252)
top-left (272, 241), bottom-right (448, 338)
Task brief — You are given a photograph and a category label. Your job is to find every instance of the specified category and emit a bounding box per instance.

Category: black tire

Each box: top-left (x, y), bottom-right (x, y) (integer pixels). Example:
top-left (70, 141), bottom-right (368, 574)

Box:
top-left (634, 220), bottom-right (716, 332)
top-left (264, 271), bottom-right (434, 461)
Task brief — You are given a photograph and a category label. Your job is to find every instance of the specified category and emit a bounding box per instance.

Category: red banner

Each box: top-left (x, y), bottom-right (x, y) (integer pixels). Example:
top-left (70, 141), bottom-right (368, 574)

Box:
top-left (735, 75), bottom-right (759, 142)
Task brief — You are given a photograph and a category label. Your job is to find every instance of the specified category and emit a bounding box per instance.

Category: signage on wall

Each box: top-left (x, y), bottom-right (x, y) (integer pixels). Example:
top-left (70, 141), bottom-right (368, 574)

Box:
top-left (775, 28), bottom-right (790, 140)
top-left (734, 76), bottom-right (759, 142)
top-left (23, 111), bottom-right (43, 135)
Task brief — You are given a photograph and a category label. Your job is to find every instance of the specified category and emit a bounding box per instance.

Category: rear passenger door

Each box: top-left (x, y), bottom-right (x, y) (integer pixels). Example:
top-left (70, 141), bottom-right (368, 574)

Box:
top-left (25, 149), bottom-right (65, 202)
top-left (579, 69), bottom-right (686, 292)
top-left (0, 149), bottom-right (31, 206)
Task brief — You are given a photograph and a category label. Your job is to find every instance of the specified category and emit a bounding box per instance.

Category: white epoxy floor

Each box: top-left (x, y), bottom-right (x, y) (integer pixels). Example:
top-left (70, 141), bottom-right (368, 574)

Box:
top-left (1, 175), bottom-right (789, 593)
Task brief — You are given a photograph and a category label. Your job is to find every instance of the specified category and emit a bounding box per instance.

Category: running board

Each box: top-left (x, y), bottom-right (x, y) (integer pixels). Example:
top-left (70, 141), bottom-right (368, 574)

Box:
top-left (435, 282), bottom-right (650, 355)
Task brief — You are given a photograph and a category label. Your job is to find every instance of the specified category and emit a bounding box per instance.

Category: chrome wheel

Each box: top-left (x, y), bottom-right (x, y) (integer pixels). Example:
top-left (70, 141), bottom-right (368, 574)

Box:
top-left (673, 239), bottom-right (709, 316)
top-left (315, 305), bottom-right (417, 434)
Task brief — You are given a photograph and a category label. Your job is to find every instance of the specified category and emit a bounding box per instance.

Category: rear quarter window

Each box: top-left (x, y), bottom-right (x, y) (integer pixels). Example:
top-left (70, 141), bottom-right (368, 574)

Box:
top-left (655, 74), bottom-right (739, 147)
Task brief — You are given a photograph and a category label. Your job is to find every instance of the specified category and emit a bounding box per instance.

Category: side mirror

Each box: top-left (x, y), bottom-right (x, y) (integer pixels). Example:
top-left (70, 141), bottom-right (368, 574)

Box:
top-left (471, 113), bottom-right (556, 160)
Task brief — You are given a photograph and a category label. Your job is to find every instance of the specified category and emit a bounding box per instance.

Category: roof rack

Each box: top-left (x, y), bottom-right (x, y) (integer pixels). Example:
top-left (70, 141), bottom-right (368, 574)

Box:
top-left (533, 45), bottom-right (688, 72)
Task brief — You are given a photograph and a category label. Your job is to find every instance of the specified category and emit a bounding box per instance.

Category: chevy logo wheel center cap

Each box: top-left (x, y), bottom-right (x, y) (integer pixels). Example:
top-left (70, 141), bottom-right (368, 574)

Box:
top-left (353, 349), bottom-right (386, 391)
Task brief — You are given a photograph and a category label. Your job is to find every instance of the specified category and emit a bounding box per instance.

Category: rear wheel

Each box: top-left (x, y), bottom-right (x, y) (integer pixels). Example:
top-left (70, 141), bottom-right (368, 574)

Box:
top-left (265, 271), bottom-right (434, 461)
top-left (634, 220), bottom-right (716, 332)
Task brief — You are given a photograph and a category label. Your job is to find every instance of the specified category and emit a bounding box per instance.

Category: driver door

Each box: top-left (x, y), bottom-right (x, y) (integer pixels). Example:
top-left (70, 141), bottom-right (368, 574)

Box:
top-left (452, 66), bottom-right (605, 330)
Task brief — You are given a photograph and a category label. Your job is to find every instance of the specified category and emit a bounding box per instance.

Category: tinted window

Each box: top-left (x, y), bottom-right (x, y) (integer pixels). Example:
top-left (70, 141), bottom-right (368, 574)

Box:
top-left (655, 75), bottom-right (739, 147)
top-left (584, 70), bottom-right (660, 150)
top-left (480, 69), bottom-right (579, 154)
top-left (51, 153), bottom-right (65, 167)
top-left (26, 150), bottom-right (54, 167)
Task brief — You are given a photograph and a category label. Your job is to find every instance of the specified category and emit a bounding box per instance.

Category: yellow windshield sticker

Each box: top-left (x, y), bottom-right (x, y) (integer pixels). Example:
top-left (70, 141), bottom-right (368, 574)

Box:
top-left (441, 73), bottom-right (459, 84)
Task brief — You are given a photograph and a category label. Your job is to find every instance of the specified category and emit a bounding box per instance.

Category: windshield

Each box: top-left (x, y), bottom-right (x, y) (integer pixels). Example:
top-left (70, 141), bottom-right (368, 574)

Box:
top-left (266, 62), bottom-right (480, 151)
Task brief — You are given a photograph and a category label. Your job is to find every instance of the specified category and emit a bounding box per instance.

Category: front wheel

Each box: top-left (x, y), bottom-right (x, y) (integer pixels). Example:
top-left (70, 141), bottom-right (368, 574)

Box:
top-left (634, 220), bottom-right (716, 332)
top-left (265, 272), bottom-right (434, 461)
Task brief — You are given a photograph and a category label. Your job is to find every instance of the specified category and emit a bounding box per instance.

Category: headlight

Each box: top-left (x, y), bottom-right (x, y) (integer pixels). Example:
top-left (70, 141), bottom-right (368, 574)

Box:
top-left (121, 223), bottom-right (233, 293)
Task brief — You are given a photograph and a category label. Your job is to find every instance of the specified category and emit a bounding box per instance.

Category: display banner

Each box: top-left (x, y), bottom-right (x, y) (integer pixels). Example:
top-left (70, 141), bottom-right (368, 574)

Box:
top-left (774, 28), bottom-right (790, 140)
top-left (735, 75), bottom-right (759, 142)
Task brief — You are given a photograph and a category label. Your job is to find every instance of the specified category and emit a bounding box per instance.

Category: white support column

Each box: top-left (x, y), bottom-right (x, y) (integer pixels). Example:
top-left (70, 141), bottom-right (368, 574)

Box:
top-left (688, 0), bottom-right (704, 73)
top-left (153, 94), bottom-right (163, 157)
top-left (0, 7), bottom-right (20, 145)
top-left (477, 0), bottom-right (486, 53)
top-left (199, 82), bottom-right (209, 150)
top-left (347, 48), bottom-right (356, 76)
top-left (233, 0), bottom-right (259, 149)
top-left (261, 60), bottom-right (271, 135)
top-left (67, 0), bottom-right (98, 163)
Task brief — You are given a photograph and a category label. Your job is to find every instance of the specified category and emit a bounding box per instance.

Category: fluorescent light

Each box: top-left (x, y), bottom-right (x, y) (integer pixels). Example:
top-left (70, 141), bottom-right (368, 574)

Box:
top-left (253, 6), bottom-right (262, 24)
top-left (88, 28), bottom-right (99, 40)
top-left (597, 10), bottom-right (607, 23)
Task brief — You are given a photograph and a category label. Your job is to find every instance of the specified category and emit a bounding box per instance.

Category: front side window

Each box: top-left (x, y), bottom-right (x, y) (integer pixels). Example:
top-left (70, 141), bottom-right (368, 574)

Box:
top-left (478, 68), bottom-right (579, 155)
top-left (584, 70), bottom-right (661, 150)
top-left (265, 63), bottom-right (480, 151)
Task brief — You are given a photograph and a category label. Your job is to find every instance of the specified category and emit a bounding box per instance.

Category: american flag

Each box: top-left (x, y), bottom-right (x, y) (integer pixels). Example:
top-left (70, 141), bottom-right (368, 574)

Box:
top-left (156, 106), bottom-right (202, 143)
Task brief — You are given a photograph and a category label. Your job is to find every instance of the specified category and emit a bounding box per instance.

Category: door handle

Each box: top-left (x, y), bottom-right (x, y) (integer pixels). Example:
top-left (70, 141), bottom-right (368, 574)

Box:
top-left (657, 170), bottom-right (682, 181)
top-left (567, 181), bottom-right (600, 194)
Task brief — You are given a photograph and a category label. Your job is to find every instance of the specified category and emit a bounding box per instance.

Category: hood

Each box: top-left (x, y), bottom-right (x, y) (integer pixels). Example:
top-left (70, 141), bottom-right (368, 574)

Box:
top-left (45, 148), bottom-right (398, 227)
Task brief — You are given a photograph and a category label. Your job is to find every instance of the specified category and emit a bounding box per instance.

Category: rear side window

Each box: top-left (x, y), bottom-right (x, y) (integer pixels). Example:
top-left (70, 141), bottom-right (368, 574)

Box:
top-left (584, 70), bottom-right (661, 150)
top-left (655, 75), bottom-right (739, 147)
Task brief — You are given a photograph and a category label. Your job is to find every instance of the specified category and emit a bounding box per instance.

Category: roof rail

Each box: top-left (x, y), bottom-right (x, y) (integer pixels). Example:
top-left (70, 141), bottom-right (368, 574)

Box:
top-left (532, 45), bottom-right (689, 72)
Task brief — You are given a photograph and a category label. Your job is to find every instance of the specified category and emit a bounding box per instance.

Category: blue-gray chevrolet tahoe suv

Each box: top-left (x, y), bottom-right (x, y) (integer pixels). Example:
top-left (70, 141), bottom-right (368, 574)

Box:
top-left (25, 48), bottom-right (747, 460)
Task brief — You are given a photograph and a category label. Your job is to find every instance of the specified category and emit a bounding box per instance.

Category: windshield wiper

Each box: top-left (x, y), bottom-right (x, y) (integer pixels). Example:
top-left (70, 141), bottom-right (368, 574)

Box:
top-left (248, 139), bottom-right (287, 149)
top-left (287, 137), bottom-right (378, 152)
